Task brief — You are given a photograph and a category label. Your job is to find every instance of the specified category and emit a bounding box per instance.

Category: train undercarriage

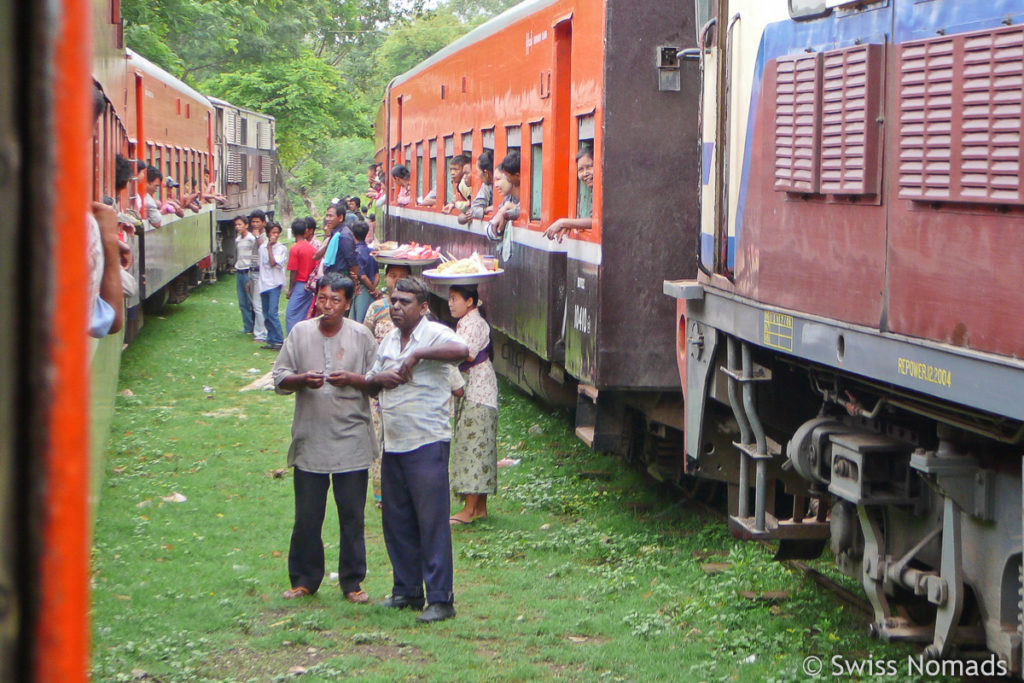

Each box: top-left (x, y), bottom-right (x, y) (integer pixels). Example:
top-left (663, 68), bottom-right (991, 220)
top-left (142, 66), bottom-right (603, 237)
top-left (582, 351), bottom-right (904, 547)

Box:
top-left (679, 316), bottom-right (1024, 674)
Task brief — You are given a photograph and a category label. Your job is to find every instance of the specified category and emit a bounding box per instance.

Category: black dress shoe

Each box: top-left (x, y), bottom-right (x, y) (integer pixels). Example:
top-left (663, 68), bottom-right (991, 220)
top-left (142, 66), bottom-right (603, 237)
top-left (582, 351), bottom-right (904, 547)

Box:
top-left (417, 602), bottom-right (456, 622)
top-left (374, 595), bottom-right (424, 610)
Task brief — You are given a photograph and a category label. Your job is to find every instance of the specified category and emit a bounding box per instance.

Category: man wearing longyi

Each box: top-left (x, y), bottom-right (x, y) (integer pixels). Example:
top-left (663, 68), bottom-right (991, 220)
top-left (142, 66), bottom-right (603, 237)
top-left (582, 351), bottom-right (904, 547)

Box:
top-left (364, 277), bottom-right (469, 623)
top-left (272, 274), bottom-right (378, 604)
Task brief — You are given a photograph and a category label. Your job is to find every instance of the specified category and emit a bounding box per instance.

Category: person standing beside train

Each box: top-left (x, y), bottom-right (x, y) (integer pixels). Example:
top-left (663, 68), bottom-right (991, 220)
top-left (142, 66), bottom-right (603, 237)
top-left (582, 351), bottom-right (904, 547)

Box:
top-left (234, 216), bottom-right (257, 336)
top-left (447, 285), bottom-right (498, 525)
top-left (315, 205), bottom-right (360, 297)
top-left (258, 222), bottom-right (287, 350)
top-left (544, 145), bottom-right (595, 242)
top-left (350, 220), bottom-right (378, 324)
top-left (249, 210), bottom-right (269, 343)
top-left (284, 218), bottom-right (316, 335)
top-left (272, 273), bottom-right (378, 604)
top-left (485, 152), bottom-right (521, 262)
top-left (364, 277), bottom-right (469, 622)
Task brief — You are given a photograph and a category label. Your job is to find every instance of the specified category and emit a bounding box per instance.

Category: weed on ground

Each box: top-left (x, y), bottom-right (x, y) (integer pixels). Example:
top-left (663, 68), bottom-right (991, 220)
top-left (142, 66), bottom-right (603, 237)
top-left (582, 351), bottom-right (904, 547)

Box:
top-left (92, 278), bottom-right (929, 682)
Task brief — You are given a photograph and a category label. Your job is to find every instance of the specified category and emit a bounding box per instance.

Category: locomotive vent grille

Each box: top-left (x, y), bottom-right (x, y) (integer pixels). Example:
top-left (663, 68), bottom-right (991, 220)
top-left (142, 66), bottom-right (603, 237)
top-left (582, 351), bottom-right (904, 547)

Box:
top-left (259, 153), bottom-right (272, 184)
top-left (898, 26), bottom-right (1024, 204)
top-left (227, 150), bottom-right (243, 184)
top-left (774, 53), bottom-right (823, 193)
top-left (257, 122), bottom-right (273, 150)
top-left (223, 110), bottom-right (237, 147)
top-left (820, 44), bottom-right (883, 195)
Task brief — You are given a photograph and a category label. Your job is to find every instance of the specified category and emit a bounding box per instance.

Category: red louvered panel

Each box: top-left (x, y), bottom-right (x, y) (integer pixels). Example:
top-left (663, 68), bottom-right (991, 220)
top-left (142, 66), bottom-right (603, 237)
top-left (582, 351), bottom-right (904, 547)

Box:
top-left (774, 53), bottom-right (822, 193)
top-left (819, 43), bottom-right (883, 195)
top-left (958, 27), bottom-right (1024, 203)
top-left (899, 26), bottom-right (1024, 204)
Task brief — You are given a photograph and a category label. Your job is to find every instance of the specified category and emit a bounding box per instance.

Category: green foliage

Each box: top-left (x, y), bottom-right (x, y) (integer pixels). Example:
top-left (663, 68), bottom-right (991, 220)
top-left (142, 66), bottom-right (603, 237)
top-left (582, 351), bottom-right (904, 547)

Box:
top-left (201, 52), bottom-right (362, 167)
top-left (121, 0), bottom-right (518, 219)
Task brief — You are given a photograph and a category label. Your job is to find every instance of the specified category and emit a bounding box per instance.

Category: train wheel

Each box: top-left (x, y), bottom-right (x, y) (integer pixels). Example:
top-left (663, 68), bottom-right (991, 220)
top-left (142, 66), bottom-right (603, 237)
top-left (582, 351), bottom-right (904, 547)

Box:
top-left (143, 287), bottom-right (168, 316)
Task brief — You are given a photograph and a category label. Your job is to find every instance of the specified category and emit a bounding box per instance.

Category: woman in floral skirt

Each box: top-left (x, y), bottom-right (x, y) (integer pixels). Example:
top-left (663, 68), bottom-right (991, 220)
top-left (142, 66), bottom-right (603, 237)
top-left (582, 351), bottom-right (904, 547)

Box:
top-left (447, 284), bottom-right (498, 524)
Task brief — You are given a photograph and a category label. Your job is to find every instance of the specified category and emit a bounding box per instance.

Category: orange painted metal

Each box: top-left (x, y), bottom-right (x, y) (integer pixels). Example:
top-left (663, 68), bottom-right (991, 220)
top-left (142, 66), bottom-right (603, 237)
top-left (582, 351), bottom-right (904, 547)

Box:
top-left (382, 0), bottom-right (606, 241)
top-left (38, 0), bottom-right (93, 679)
top-left (135, 72), bottom-right (146, 200)
top-left (207, 111), bottom-right (214, 185)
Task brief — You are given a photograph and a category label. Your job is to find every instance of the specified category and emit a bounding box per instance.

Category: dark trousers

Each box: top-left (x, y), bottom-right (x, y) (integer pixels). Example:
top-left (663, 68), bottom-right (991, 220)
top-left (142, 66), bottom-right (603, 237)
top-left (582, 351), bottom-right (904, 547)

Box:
top-left (288, 467), bottom-right (368, 594)
top-left (381, 441), bottom-right (454, 605)
top-left (236, 270), bottom-right (253, 332)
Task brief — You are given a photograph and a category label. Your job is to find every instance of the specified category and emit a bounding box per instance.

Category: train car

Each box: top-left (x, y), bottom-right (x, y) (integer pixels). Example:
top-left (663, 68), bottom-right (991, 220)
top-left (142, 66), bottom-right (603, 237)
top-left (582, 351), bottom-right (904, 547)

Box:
top-left (124, 48), bottom-right (218, 309)
top-left (379, 0), bottom-right (700, 463)
top-left (209, 97), bottom-right (278, 271)
top-left (665, 0), bottom-right (1024, 671)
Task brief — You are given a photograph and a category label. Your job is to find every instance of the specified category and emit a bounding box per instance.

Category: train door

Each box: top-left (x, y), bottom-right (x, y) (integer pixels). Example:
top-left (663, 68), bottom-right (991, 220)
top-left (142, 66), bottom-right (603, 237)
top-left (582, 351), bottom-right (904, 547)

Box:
top-left (696, 0), bottom-right (728, 276)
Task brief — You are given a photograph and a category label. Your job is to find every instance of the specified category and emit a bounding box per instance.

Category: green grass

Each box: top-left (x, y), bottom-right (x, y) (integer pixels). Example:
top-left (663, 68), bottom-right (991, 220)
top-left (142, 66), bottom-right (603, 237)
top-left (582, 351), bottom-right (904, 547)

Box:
top-left (92, 277), bottom-right (924, 682)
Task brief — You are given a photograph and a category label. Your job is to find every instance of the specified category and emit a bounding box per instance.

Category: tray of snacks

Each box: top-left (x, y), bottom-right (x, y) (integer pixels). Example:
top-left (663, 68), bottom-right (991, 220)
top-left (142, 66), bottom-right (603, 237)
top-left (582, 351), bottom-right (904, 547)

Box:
top-left (372, 242), bottom-right (442, 266)
top-left (422, 253), bottom-right (503, 285)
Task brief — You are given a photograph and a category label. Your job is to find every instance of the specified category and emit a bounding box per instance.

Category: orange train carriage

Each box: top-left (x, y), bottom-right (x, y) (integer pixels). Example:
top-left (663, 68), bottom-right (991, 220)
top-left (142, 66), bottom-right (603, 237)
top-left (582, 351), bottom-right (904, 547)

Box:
top-left (378, 0), bottom-right (700, 456)
top-left (0, 0), bottom-right (276, 678)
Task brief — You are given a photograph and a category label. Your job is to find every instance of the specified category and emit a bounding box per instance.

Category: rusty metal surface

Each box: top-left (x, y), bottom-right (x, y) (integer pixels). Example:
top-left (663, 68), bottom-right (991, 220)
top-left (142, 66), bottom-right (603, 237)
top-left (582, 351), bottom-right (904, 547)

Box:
top-left (595, 0), bottom-right (699, 390)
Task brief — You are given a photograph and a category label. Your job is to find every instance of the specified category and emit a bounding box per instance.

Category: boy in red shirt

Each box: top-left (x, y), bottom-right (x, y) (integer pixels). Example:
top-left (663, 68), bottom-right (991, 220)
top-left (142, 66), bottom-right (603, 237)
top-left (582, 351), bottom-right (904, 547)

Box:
top-left (285, 218), bottom-right (318, 334)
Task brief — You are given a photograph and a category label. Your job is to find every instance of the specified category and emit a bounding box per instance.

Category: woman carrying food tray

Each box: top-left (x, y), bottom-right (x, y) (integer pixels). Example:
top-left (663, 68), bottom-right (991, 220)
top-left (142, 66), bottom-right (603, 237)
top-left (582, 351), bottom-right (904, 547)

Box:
top-left (447, 284), bottom-right (498, 525)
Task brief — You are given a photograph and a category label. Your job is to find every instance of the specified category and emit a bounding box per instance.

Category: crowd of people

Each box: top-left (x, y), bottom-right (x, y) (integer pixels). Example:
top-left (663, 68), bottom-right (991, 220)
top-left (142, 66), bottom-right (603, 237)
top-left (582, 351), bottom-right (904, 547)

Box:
top-left (229, 183), bottom-right (493, 621)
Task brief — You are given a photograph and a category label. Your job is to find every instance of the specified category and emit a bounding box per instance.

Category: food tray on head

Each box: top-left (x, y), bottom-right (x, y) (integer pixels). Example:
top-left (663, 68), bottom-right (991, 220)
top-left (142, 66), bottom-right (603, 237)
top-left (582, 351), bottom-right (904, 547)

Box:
top-left (374, 255), bottom-right (441, 267)
top-left (421, 268), bottom-right (504, 285)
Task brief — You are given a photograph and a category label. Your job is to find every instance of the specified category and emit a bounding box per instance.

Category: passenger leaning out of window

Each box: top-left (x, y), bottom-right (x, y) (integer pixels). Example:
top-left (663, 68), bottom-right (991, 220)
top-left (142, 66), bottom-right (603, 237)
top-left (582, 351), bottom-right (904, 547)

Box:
top-left (544, 145), bottom-right (594, 242)
top-left (458, 150), bottom-right (493, 226)
top-left (443, 154), bottom-right (472, 215)
top-left (390, 164), bottom-right (412, 207)
top-left (485, 151), bottom-right (520, 262)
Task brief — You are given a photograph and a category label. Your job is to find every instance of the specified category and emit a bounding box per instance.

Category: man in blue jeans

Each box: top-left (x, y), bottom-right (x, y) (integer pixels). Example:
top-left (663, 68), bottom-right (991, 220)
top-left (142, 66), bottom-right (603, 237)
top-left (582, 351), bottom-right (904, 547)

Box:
top-left (364, 277), bottom-right (468, 622)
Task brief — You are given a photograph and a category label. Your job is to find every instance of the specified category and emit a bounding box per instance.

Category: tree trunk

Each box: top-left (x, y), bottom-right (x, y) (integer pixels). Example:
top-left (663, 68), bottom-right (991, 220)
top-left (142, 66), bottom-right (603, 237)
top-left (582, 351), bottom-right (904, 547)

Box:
top-left (273, 156), bottom-right (294, 224)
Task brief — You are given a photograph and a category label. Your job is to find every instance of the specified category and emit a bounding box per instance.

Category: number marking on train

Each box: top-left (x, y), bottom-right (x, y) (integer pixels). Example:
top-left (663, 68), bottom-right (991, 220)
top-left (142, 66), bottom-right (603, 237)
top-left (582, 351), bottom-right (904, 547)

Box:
top-left (763, 311), bottom-right (794, 352)
top-left (897, 357), bottom-right (952, 388)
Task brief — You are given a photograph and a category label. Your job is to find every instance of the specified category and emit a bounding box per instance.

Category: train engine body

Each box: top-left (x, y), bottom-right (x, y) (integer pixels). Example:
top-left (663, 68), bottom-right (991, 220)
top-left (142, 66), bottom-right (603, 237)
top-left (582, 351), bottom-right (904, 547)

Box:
top-left (666, 0), bottom-right (1024, 670)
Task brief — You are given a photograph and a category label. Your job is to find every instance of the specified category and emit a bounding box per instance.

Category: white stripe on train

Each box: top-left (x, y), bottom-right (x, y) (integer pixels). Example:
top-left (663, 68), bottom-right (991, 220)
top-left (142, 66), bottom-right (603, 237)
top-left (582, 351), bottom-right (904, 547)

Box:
top-left (389, 206), bottom-right (603, 266)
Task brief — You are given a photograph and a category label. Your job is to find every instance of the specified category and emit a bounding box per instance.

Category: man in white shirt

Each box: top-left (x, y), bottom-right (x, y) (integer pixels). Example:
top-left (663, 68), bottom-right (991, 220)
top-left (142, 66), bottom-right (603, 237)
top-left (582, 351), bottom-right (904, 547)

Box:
top-left (249, 210), bottom-right (269, 342)
top-left (234, 215), bottom-right (256, 334)
top-left (258, 222), bottom-right (287, 350)
top-left (364, 277), bottom-right (468, 623)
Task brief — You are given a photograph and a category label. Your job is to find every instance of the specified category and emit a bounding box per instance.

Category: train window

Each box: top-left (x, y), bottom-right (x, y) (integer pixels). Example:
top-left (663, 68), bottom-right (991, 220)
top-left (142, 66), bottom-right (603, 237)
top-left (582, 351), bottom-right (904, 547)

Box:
top-left (577, 115), bottom-right (595, 219)
top-left (529, 123), bottom-right (543, 221)
top-left (789, 0), bottom-right (830, 20)
top-left (443, 136), bottom-right (454, 205)
top-left (404, 144), bottom-right (411, 169)
top-left (461, 131), bottom-right (473, 155)
top-left (695, 0), bottom-right (713, 40)
top-left (505, 125), bottom-right (521, 154)
top-left (416, 142), bottom-right (424, 198)
top-left (482, 127), bottom-right (495, 151)
top-left (428, 139), bottom-right (437, 199)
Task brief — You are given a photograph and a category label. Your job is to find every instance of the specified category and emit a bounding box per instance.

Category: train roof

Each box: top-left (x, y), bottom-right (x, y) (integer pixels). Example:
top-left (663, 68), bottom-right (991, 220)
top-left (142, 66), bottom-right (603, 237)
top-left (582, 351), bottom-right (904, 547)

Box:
top-left (207, 96), bottom-right (276, 123)
top-left (390, 0), bottom-right (560, 88)
top-left (126, 48), bottom-right (213, 110)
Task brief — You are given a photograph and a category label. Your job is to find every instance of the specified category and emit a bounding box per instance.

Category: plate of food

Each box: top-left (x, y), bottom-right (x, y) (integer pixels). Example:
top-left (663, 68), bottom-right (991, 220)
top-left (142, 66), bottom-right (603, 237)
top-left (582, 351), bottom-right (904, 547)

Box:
top-left (422, 253), bottom-right (503, 284)
top-left (372, 242), bottom-right (442, 266)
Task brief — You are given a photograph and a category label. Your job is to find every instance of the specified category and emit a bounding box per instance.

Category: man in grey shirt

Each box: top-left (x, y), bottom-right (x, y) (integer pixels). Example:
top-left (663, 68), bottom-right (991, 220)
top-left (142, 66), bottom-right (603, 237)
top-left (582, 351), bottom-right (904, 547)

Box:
top-left (364, 277), bottom-right (468, 622)
top-left (272, 273), bottom-right (378, 604)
